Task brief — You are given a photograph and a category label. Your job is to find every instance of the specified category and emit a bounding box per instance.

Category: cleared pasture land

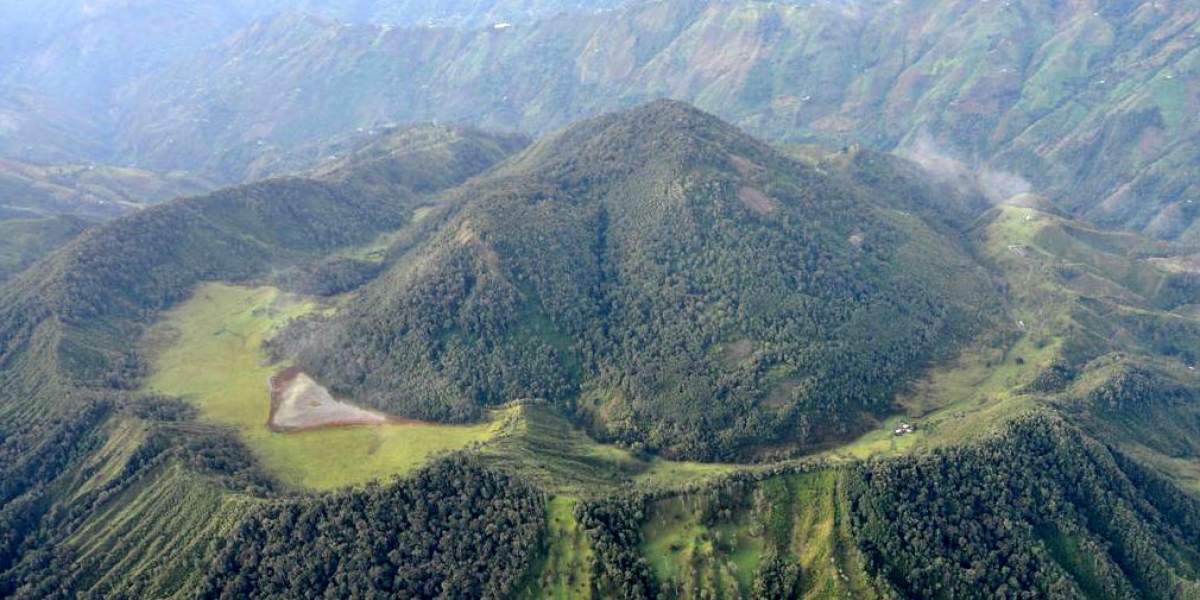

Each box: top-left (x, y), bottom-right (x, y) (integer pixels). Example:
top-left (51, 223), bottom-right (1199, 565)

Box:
top-left (144, 282), bottom-right (501, 490)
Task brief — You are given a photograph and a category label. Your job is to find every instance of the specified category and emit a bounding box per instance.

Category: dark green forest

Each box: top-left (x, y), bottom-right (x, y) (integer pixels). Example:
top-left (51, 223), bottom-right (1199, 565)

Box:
top-left (849, 416), bottom-right (1200, 599)
top-left (280, 101), bottom-right (997, 460)
top-left (198, 457), bottom-right (545, 600)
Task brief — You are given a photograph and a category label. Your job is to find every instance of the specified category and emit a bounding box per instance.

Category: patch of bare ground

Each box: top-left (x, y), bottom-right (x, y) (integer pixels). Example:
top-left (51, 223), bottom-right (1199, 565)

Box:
top-left (268, 367), bottom-right (406, 432)
top-left (738, 186), bottom-right (776, 215)
top-left (455, 221), bottom-right (502, 270)
top-left (720, 339), bottom-right (755, 366)
top-left (1148, 254), bottom-right (1200, 274)
top-left (728, 153), bottom-right (763, 177)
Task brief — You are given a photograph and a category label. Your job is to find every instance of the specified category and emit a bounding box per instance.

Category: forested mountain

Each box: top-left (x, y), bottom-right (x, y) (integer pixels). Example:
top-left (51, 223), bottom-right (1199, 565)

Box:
top-left (0, 125), bottom-right (524, 418)
top-left (0, 96), bottom-right (1197, 598)
top-left (109, 0), bottom-right (1200, 242)
top-left (273, 101), bottom-right (996, 459)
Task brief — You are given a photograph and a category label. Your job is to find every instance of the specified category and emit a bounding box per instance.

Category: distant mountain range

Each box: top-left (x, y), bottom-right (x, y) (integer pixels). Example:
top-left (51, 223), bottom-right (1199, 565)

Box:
top-left (115, 0), bottom-right (1200, 242)
top-left (0, 0), bottom-right (632, 108)
top-left (1, 0), bottom-right (1194, 246)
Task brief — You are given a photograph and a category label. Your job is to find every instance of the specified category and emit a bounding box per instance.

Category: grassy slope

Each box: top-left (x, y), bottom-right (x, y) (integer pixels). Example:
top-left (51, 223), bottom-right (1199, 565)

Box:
top-left (518, 496), bottom-right (595, 600)
top-left (820, 201), bottom-right (1192, 462)
top-left (640, 470), bottom-right (877, 600)
top-left (868, 204), bottom-right (1200, 492)
top-left (642, 495), bottom-right (766, 598)
top-left (145, 283), bottom-right (502, 490)
top-left (0, 159), bottom-right (213, 219)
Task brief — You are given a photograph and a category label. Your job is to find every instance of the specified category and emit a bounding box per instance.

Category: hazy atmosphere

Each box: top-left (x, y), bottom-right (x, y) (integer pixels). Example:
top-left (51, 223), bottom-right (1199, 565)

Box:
top-left (1, 1), bottom-right (1199, 599)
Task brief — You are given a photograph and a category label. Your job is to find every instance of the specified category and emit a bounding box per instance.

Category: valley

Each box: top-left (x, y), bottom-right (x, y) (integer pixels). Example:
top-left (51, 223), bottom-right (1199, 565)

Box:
top-left (145, 282), bottom-right (504, 490)
top-left (0, 22), bottom-right (1198, 592)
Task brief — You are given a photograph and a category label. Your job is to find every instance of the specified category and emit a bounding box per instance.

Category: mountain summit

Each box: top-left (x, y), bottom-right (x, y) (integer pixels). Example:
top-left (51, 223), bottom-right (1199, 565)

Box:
top-left (280, 101), bottom-right (995, 459)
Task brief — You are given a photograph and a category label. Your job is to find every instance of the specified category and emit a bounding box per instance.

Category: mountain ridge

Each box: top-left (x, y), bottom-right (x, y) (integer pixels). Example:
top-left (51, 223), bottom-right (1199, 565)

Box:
top-left (103, 0), bottom-right (1200, 243)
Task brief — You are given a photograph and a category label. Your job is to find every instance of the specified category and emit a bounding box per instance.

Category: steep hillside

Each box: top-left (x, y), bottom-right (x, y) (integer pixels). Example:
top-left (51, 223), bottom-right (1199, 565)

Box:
top-left (114, 0), bottom-right (1200, 239)
top-left (0, 126), bottom-right (524, 419)
top-left (960, 200), bottom-right (1200, 493)
top-left (277, 101), bottom-right (995, 460)
top-left (849, 415), bottom-right (1200, 599)
top-left (0, 216), bottom-right (93, 283)
top-left (0, 86), bottom-right (107, 164)
top-left (542, 415), bottom-right (1200, 600)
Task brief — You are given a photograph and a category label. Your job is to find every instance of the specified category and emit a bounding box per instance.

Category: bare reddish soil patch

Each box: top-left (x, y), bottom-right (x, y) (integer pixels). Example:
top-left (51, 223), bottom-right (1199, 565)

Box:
top-left (729, 153), bottom-right (763, 177)
top-left (268, 367), bottom-right (413, 432)
top-left (739, 186), bottom-right (777, 215)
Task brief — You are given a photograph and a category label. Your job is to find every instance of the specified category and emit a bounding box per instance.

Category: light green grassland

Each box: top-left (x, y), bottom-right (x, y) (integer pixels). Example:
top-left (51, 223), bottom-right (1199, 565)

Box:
top-left (643, 494), bottom-right (766, 598)
top-left (639, 470), bottom-right (876, 600)
top-left (823, 206), bottom-right (1073, 460)
top-left (634, 458), bottom-right (742, 490)
top-left (145, 282), bottom-right (502, 490)
top-left (518, 496), bottom-right (594, 600)
top-left (787, 471), bottom-right (878, 600)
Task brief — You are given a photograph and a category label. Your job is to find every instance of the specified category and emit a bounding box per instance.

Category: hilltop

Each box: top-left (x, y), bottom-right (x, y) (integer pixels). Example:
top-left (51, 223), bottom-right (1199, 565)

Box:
top-left (275, 101), bottom-right (996, 459)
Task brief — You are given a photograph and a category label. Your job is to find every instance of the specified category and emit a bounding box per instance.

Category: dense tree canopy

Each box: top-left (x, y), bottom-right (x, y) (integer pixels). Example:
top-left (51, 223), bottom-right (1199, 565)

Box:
top-left (197, 456), bottom-right (545, 600)
top-left (282, 101), bottom-right (996, 460)
top-left (848, 415), bottom-right (1200, 599)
